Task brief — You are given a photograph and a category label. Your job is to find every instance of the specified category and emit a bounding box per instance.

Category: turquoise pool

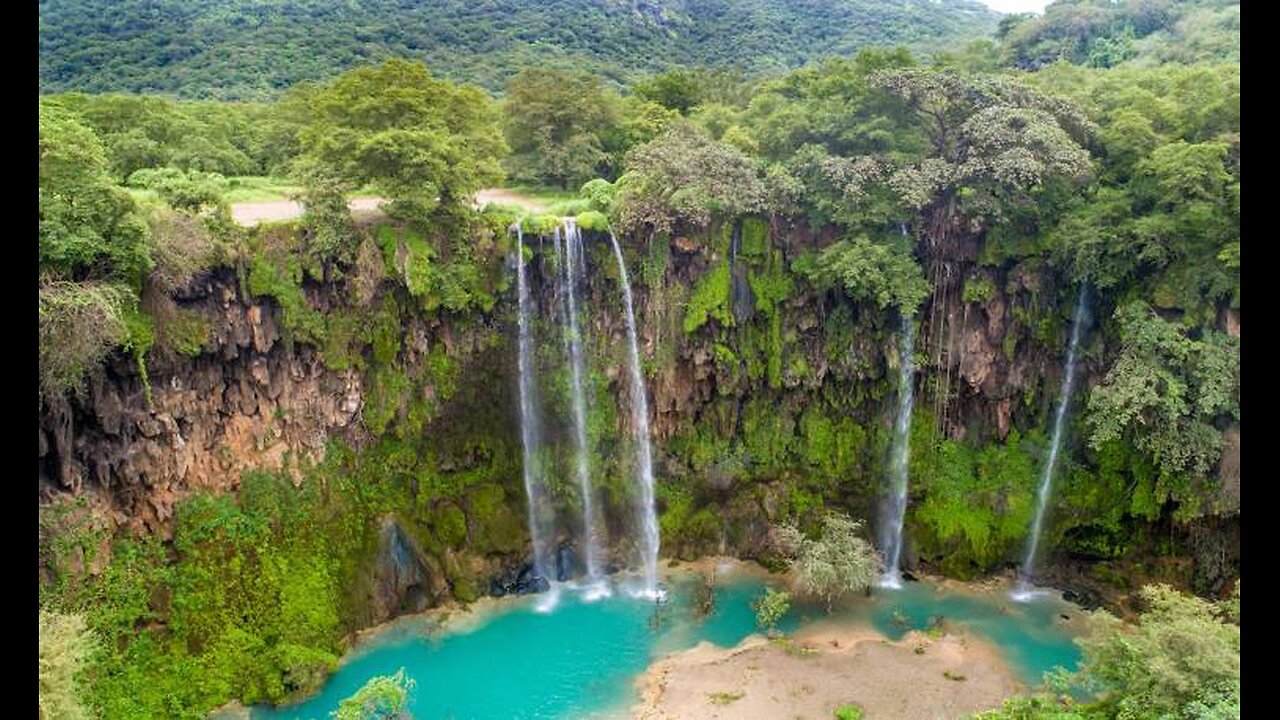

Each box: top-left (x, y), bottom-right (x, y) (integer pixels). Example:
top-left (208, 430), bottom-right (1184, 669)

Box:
top-left (253, 571), bottom-right (1083, 719)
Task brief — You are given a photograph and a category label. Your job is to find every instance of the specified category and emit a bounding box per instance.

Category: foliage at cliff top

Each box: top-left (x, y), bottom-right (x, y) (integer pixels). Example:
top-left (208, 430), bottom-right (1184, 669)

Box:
top-left (294, 59), bottom-right (507, 228)
top-left (39, 100), bottom-right (151, 284)
top-left (39, 0), bottom-right (999, 100)
top-left (798, 237), bottom-right (930, 313)
top-left (502, 69), bottom-right (624, 190)
top-left (613, 123), bottom-right (767, 236)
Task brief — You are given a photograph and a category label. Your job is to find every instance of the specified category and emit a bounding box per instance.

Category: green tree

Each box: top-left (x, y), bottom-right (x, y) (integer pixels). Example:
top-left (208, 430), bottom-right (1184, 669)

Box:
top-left (332, 668), bottom-right (415, 720)
top-left (633, 69), bottom-right (703, 114)
top-left (614, 123), bottom-right (767, 235)
top-left (1085, 301), bottom-right (1238, 513)
top-left (775, 512), bottom-right (880, 612)
top-left (798, 236), bottom-right (930, 313)
top-left (127, 167), bottom-right (229, 213)
top-left (502, 68), bottom-right (619, 189)
top-left (1081, 584), bottom-right (1239, 718)
top-left (39, 100), bottom-right (151, 283)
top-left (298, 59), bottom-right (506, 228)
top-left (975, 584), bottom-right (1240, 720)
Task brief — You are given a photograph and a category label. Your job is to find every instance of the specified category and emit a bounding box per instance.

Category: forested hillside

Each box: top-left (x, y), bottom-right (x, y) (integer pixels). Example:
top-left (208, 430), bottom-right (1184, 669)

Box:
top-left (39, 0), bottom-right (998, 99)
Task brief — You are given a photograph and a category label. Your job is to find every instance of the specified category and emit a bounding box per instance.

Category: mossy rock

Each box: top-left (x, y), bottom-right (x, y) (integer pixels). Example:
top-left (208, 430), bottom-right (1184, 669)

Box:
top-left (520, 214), bottom-right (561, 236)
top-left (432, 502), bottom-right (468, 549)
top-left (464, 483), bottom-right (524, 555)
top-left (452, 577), bottom-right (481, 604)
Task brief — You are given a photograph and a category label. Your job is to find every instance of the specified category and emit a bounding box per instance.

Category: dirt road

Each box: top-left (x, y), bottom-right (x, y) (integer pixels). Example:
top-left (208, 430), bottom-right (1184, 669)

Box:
top-left (230, 189), bottom-right (549, 226)
top-left (230, 197), bottom-right (385, 226)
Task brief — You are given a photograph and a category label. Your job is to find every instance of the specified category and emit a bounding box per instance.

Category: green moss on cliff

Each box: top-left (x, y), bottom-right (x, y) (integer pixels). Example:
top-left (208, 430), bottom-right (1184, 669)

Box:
top-left (684, 260), bottom-right (734, 333)
top-left (907, 415), bottom-right (1040, 576)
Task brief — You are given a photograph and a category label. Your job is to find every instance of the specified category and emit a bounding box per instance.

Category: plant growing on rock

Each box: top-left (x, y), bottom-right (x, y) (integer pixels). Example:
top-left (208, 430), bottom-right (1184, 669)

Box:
top-left (332, 668), bottom-right (415, 720)
top-left (752, 587), bottom-right (792, 637)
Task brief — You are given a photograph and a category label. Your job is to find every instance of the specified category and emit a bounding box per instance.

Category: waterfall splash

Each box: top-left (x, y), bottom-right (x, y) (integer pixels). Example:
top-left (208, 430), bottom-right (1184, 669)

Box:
top-left (878, 312), bottom-right (917, 589)
top-left (608, 232), bottom-right (663, 601)
top-left (557, 219), bottom-right (607, 598)
top-left (515, 226), bottom-right (557, 610)
top-left (1013, 285), bottom-right (1089, 602)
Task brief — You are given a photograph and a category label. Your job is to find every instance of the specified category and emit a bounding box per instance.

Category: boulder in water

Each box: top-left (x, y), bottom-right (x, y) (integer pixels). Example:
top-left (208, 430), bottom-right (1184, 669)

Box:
top-left (555, 543), bottom-right (581, 582)
top-left (513, 562), bottom-right (551, 594)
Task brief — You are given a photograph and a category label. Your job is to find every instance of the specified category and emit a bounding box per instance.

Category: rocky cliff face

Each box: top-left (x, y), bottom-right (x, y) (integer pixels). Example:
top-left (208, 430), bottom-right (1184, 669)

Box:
top-left (38, 218), bottom-right (1239, 613)
top-left (39, 268), bottom-right (367, 537)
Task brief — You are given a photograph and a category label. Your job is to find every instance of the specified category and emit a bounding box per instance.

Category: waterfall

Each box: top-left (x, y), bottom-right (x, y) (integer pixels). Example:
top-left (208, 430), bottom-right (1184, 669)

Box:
top-left (608, 232), bottom-right (662, 600)
top-left (514, 227), bottom-right (555, 599)
top-left (878, 312), bottom-right (917, 589)
top-left (558, 219), bottom-right (605, 592)
top-left (1014, 285), bottom-right (1089, 599)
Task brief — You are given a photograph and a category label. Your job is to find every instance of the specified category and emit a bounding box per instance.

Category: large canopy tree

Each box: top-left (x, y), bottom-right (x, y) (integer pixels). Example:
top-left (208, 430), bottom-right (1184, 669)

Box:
top-left (501, 68), bottom-right (619, 189)
top-left (297, 59), bottom-right (507, 230)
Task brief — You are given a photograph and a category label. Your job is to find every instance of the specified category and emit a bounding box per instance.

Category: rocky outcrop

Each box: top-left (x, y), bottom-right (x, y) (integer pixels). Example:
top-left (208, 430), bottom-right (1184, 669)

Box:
top-left (38, 269), bottom-right (367, 537)
top-left (370, 518), bottom-right (443, 623)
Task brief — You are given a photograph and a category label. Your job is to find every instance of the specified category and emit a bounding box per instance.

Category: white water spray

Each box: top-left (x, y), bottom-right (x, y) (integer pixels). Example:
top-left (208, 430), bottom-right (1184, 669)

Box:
top-left (558, 220), bottom-right (606, 593)
top-left (608, 232), bottom-right (662, 600)
top-left (1013, 285), bottom-right (1089, 601)
top-left (878, 313), bottom-right (916, 589)
top-left (515, 227), bottom-right (556, 602)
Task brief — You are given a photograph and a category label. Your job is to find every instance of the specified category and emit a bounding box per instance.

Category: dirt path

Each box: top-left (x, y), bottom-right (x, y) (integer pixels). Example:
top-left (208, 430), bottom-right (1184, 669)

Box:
top-left (230, 189), bottom-right (549, 226)
top-left (230, 197), bottom-right (385, 226)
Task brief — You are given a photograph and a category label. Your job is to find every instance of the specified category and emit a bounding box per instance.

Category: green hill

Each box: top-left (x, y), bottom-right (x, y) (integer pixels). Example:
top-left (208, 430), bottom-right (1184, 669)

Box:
top-left (39, 0), bottom-right (1000, 100)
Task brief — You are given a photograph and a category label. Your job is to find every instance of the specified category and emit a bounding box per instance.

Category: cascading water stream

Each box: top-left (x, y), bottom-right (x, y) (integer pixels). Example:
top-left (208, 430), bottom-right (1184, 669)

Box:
top-left (514, 226), bottom-right (556, 606)
top-left (878, 312), bottom-right (916, 589)
top-left (608, 232), bottom-right (662, 600)
top-left (558, 219), bottom-right (606, 594)
top-left (1013, 285), bottom-right (1089, 601)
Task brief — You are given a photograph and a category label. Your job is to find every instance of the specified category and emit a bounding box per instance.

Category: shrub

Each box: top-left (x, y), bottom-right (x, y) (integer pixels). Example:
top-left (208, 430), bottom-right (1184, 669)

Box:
top-left (751, 588), bottom-right (792, 636)
top-left (775, 512), bottom-right (880, 612)
top-left (39, 610), bottom-right (98, 720)
top-left (38, 281), bottom-right (134, 399)
top-left (834, 704), bottom-right (865, 720)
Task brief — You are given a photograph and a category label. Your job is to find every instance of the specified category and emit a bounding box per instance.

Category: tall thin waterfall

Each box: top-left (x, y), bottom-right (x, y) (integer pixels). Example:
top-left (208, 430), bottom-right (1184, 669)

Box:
top-left (1015, 285), bottom-right (1089, 599)
top-left (608, 232), bottom-right (661, 599)
top-left (558, 219), bottom-right (605, 589)
top-left (515, 227), bottom-right (554, 592)
top-left (878, 312), bottom-right (916, 589)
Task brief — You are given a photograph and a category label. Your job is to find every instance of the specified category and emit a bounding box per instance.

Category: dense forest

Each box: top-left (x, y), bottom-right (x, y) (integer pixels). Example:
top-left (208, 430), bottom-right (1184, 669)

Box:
top-left (39, 0), bottom-right (1239, 718)
top-left (38, 0), bottom-right (1001, 98)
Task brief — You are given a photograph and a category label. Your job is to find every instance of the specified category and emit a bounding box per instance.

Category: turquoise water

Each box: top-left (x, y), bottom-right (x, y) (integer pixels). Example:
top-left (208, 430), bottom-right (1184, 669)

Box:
top-left (254, 573), bottom-right (795, 719)
top-left (254, 573), bottom-right (1083, 719)
top-left (855, 582), bottom-right (1083, 686)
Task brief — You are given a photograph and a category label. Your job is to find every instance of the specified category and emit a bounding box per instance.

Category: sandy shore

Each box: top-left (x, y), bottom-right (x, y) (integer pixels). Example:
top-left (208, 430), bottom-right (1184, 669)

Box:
top-left (632, 567), bottom-right (1026, 720)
